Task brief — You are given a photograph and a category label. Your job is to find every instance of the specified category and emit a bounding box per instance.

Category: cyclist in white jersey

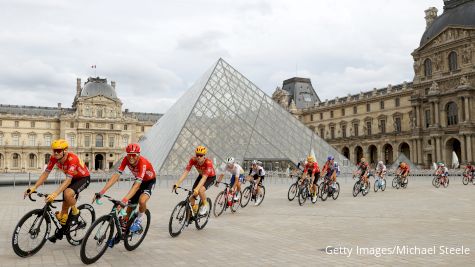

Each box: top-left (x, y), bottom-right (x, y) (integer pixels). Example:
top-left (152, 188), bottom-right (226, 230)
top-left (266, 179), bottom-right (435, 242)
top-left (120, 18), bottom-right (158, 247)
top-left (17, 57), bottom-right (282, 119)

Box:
top-left (246, 160), bottom-right (265, 205)
top-left (216, 157), bottom-right (244, 200)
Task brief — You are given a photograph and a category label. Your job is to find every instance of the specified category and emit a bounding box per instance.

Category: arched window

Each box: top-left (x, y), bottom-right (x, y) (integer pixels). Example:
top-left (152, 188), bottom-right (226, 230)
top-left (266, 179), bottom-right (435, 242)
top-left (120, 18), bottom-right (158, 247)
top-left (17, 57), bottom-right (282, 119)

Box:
top-left (44, 153), bottom-right (51, 165)
top-left (424, 58), bottom-right (432, 76)
top-left (29, 153), bottom-right (37, 168)
top-left (449, 51), bottom-right (458, 71)
top-left (0, 153), bottom-right (4, 168)
top-left (447, 102), bottom-right (458, 126)
top-left (12, 153), bottom-right (20, 168)
top-left (96, 134), bottom-right (104, 147)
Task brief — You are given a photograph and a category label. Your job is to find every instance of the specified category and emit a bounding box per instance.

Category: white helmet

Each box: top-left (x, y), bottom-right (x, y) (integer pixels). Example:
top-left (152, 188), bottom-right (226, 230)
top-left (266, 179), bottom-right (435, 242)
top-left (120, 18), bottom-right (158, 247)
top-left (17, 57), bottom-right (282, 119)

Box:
top-left (377, 161), bottom-right (383, 166)
top-left (226, 157), bottom-right (235, 164)
top-left (252, 160), bottom-right (258, 165)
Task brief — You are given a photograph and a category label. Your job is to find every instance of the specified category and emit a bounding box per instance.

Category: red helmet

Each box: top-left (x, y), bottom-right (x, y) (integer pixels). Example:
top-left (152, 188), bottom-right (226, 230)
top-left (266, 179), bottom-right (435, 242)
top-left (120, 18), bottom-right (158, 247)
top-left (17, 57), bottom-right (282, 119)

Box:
top-left (126, 143), bottom-right (141, 154)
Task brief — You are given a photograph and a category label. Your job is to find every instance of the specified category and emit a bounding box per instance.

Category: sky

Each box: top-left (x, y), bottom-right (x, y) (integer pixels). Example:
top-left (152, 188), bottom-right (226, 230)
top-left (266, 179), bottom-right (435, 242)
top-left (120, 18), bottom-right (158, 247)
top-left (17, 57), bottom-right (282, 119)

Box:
top-left (0, 0), bottom-right (445, 113)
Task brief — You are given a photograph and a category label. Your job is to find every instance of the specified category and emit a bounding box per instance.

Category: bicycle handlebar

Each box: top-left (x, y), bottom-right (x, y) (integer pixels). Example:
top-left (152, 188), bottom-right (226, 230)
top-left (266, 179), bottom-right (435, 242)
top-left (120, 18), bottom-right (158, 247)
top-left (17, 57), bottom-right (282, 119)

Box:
top-left (27, 191), bottom-right (62, 209)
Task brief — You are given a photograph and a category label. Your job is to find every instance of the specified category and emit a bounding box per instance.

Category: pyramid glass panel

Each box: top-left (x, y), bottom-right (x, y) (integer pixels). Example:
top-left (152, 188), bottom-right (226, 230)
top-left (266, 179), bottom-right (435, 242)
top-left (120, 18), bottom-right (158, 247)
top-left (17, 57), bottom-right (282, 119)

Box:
top-left (140, 58), bottom-right (353, 176)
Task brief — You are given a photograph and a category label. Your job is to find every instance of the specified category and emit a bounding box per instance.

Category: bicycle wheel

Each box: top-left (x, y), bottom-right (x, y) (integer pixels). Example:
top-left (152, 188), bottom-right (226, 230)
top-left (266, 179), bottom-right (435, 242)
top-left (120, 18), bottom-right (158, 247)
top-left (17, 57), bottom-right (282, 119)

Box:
top-left (434, 178), bottom-right (441, 188)
top-left (332, 182), bottom-right (340, 200)
top-left (432, 176), bottom-right (438, 187)
top-left (362, 181), bottom-right (369, 196)
top-left (80, 215), bottom-right (113, 265)
top-left (402, 178), bottom-right (408, 188)
top-left (12, 209), bottom-right (51, 257)
top-left (352, 182), bottom-right (360, 197)
top-left (462, 176), bottom-right (469, 185)
top-left (320, 183), bottom-right (328, 201)
top-left (124, 209), bottom-right (151, 251)
top-left (66, 204), bottom-right (95, 246)
top-left (310, 186), bottom-right (318, 204)
top-left (443, 178), bottom-right (449, 188)
top-left (374, 180), bottom-right (379, 192)
top-left (231, 192), bottom-right (241, 213)
top-left (255, 185), bottom-right (265, 206)
top-left (168, 201), bottom-right (188, 237)
top-left (195, 197), bottom-right (212, 230)
top-left (240, 187), bottom-right (252, 208)
top-left (213, 191), bottom-right (226, 217)
top-left (298, 186), bottom-right (307, 206)
top-left (392, 178), bottom-right (398, 188)
top-left (287, 183), bottom-right (298, 201)
top-left (381, 179), bottom-right (386, 191)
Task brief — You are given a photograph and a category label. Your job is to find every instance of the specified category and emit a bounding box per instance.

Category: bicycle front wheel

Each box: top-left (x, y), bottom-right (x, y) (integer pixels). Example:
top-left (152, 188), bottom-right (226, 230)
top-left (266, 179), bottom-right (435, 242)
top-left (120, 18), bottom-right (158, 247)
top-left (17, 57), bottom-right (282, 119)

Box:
top-left (195, 198), bottom-right (212, 230)
top-left (213, 191), bottom-right (226, 217)
top-left (12, 209), bottom-right (50, 257)
top-left (332, 182), bottom-right (340, 200)
top-left (124, 209), bottom-right (151, 251)
top-left (255, 185), bottom-right (265, 206)
top-left (80, 215), bottom-right (113, 265)
top-left (462, 176), bottom-right (469, 185)
top-left (240, 187), bottom-right (252, 208)
top-left (66, 203), bottom-right (95, 246)
top-left (169, 201), bottom-right (188, 237)
top-left (298, 187), bottom-right (307, 206)
top-left (231, 192), bottom-right (241, 213)
top-left (352, 182), bottom-right (360, 197)
top-left (320, 183), bottom-right (328, 201)
top-left (288, 183), bottom-right (298, 201)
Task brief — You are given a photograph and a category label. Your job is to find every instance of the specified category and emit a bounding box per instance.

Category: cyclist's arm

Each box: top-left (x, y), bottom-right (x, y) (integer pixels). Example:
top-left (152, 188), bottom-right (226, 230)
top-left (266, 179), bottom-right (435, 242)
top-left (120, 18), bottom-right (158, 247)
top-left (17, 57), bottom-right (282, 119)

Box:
top-left (52, 177), bottom-right (72, 196)
top-left (122, 181), bottom-right (141, 202)
top-left (32, 171), bottom-right (50, 189)
top-left (216, 173), bottom-right (224, 184)
top-left (175, 170), bottom-right (190, 187)
top-left (99, 173), bottom-right (120, 194)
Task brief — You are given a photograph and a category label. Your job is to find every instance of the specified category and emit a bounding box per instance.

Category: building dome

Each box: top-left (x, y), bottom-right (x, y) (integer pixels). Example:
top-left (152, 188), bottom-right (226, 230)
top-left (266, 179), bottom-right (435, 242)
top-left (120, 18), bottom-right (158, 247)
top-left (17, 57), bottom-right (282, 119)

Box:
top-left (80, 77), bottom-right (118, 99)
top-left (420, 0), bottom-right (475, 46)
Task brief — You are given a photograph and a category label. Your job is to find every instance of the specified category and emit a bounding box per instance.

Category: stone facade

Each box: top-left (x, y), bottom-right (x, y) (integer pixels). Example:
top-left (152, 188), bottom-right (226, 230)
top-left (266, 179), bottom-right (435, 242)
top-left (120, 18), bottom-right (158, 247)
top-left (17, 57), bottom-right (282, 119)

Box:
top-left (0, 77), bottom-right (162, 173)
top-left (273, 1), bottom-right (475, 168)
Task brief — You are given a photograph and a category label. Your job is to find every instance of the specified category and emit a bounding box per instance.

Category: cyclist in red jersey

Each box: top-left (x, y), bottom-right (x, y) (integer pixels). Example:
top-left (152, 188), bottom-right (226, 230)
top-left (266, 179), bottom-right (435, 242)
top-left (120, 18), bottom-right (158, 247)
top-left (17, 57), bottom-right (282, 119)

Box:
top-left (173, 146), bottom-right (216, 215)
top-left (94, 143), bottom-right (156, 233)
top-left (397, 162), bottom-right (410, 184)
top-left (24, 139), bottom-right (90, 226)
top-left (300, 155), bottom-right (320, 202)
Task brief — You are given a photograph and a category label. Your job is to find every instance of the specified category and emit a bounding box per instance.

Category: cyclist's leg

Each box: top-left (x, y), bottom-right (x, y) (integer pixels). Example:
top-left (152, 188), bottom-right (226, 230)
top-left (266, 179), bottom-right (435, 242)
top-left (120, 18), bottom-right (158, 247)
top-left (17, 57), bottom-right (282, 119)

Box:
top-left (137, 179), bottom-right (155, 214)
top-left (237, 174), bottom-right (244, 193)
top-left (62, 176), bottom-right (90, 218)
top-left (190, 175), bottom-right (202, 207)
top-left (230, 175), bottom-right (237, 194)
top-left (198, 176), bottom-right (216, 207)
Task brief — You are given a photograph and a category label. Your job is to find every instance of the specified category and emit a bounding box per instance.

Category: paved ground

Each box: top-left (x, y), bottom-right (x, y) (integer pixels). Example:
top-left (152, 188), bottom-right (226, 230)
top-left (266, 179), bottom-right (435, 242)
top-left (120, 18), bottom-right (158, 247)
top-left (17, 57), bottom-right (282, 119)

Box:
top-left (1, 176), bottom-right (474, 266)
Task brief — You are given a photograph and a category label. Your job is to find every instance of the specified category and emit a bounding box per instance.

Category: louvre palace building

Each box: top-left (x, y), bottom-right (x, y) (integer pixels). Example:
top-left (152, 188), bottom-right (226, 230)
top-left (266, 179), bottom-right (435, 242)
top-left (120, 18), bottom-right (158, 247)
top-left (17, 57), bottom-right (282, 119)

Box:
top-left (273, 0), bottom-right (475, 168)
top-left (0, 77), bottom-right (161, 173)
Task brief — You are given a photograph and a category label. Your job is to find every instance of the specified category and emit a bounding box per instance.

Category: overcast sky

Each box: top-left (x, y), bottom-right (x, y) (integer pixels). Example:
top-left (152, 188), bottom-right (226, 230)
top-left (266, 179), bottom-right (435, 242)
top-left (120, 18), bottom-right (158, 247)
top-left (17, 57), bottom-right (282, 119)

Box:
top-left (0, 0), bottom-right (445, 113)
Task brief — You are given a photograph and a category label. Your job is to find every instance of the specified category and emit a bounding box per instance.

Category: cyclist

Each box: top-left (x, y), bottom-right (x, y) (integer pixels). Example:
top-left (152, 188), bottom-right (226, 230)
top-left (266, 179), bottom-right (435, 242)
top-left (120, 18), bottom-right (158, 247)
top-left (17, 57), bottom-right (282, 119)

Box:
top-left (246, 160), bottom-right (266, 205)
top-left (465, 162), bottom-right (475, 182)
top-left (24, 139), bottom-right (90, 227)
top-left (435, 162), bottom-right (449, 185)
top-left (355, 158), bottom-right (369, 190)
top-left (300, 155), bottom-right (320, 202)
top-left (321, 156), bottom-right (339, 189)
top-left (397, 161), bottom-right (410, 185)
top-left (375, 161), bottom-right (387, 185)
top-left (173, 146), bottom-right (216, 215)
top-left (94, 143), bottom-right (156, 233)
top-left (215, 157), bottom-right (244, 200)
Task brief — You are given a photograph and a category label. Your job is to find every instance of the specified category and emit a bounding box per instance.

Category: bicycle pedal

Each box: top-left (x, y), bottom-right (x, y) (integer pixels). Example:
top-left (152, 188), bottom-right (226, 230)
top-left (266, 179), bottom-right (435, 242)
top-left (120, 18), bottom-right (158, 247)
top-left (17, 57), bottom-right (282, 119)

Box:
top-left (48, 236), bottom-right (57, 243)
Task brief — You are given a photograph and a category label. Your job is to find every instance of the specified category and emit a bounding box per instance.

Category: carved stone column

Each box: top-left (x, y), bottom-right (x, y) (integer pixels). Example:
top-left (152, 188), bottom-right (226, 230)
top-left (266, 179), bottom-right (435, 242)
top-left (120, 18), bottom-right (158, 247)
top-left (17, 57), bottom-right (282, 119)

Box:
top-left (458, 97), bottom-right (464, 123)
top-left (434, 101), bottom-right (440, 126)
top-left (464, 97), bottom-right (470, 122)
top-left (412, 140), bottom-right (418, 164)
top-left (466, 135), bottom-right (473, 163)
top-left (416, 106), bottom-right (422, 129)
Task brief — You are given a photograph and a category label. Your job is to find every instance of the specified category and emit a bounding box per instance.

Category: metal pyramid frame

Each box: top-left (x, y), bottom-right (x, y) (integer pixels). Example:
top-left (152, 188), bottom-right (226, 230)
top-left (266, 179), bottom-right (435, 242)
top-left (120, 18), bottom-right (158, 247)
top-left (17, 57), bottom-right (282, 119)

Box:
top-left (140, 59), bottom-right (352, 176)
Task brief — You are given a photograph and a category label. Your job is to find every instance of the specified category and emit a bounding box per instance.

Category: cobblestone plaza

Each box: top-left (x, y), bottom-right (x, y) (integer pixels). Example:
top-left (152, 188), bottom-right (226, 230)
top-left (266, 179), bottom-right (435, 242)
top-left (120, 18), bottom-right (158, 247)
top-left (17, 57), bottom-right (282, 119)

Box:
top-left (1, 177), bottom-right (474, 266)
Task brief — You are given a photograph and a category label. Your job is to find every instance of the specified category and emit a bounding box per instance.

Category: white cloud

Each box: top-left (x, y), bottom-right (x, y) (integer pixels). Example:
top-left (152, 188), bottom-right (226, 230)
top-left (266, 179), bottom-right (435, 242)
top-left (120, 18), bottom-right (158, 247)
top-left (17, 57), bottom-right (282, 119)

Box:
top-left (0, 0), bottom-right (444, 113)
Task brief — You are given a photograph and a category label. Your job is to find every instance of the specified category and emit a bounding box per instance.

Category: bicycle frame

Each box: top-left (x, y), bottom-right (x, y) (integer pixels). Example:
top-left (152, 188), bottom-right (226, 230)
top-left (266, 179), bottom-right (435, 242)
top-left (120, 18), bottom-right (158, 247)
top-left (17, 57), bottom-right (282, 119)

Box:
top-left (28, 192), bottom-right (65, 236)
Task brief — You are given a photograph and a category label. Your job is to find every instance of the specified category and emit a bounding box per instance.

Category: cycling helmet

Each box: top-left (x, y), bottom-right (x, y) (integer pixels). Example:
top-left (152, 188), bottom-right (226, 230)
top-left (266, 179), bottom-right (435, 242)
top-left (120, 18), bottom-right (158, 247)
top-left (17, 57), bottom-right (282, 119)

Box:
top-left (126, 143), bottom-right (141, 154)
top-left (252, 160), bottom-right (258, 165)
top-left (226, 157), bottom-right (235, 164)
top-left (307, 155), bottom-right (315, 163)
top-left (360, 158), bottom-right (366, 163)
top-left (438, 162), bottom-right (444, 167)
top-left (51, 139), bottom-right (69, 150)
top-left (327, 156), bottom-right (334, 161)
top-left (195, 145), bottom-right (207, 155)
top-left (377, 161), bottom-right (384, 166)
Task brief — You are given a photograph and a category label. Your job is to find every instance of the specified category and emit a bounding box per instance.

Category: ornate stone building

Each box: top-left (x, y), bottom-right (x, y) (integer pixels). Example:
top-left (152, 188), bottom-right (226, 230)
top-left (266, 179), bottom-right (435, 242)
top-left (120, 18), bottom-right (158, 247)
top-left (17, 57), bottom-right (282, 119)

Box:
top-left (0, 77), bottom-right (162, 173)
top-left (273, 0), bottom-right (475, 168)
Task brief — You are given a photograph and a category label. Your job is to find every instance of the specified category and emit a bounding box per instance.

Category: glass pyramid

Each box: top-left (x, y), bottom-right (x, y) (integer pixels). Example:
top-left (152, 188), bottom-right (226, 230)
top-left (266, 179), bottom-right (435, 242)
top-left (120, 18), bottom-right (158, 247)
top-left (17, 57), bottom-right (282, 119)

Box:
top-left (140, 59), bottom-right (352, 176)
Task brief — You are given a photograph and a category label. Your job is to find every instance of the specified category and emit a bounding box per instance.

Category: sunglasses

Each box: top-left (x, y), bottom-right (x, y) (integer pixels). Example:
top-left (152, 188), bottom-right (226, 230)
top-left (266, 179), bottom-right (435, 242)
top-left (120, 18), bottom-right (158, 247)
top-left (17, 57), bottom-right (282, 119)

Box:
top-left (127, 153), bottom-right (139, 158)
top-left (53, 149), bottom-right (64, 154)
top-left (195, 154), bottom-right (205, 158)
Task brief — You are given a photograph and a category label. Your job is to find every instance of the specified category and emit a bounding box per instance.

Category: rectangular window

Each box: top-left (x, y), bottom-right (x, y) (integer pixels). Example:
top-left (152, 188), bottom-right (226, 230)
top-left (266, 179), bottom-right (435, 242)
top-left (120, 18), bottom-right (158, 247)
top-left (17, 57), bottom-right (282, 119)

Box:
top-left (46, 122), bottom-right (51, 128)
top-left (366, 121), bottom-right (372, 135)
top-left (310, 114), bottom-right (313, 121)
top-left (13, 134), bottom-right (19, 146)
top-left (380, 120), bottom-right (386, 134)
top-left (341, 108), bottom-right (345, 116)
top-left (31, 121), bottom-right (35, 128)
top-left (0, 135), bottom-right (3, 145)
top-left (319, 113), bottom-right (323, 120)
top-left (109, 136), bottom-right (115, 148)
top-left (68, 135), bottom-right (75, 147)
top-left (97, 109), bottom-right (103, 118)
top-left (353, 106), bottom-right (357, 114)
top-left (29, 154), bottom-right (36, 168)
top-left (141, 126), bottom-right (145, 132)
top-left (44, 154), bottom-right (50, 165)
top-left (425, 109), bottom-right (431, 128)
top-left (330, 111), bottom-right (334, 118)
top-left (342, 125), bottom-right (347, 138)
top-left (330, 127), bottom-right (335, 139)
top-left (380, 100), bottom-right (385, 109)
top-left (353, 124), bottom-right (359, 137)
top-left (110, 124), bottom-right (114, 130)
top-left (395, 97), bottom-right (400, 107)
top-left (45, 135), bottom-right (51, 146)
top-left (320, 128), bottom-right (324, 138)
top-left (0, 120), bottom-right (2, 126)
top-left (123, 124), bottom-right (128, 130)
top-left (70, 122), bottom-right (74, 128)
top-left (86, 123), bottom-right (90, 129)
top-left (15, 121), bottom-right (19, 127)
top-left (122, 136), bottom-right (128, 147)
top-left (395, 117), bottom-right (402, 132)
top-left (29, 135), bottom-right (35, 146)
top-left (366, 103), bottom-right (370, 112)
top-left (85, 135), bottom-right (91, 147)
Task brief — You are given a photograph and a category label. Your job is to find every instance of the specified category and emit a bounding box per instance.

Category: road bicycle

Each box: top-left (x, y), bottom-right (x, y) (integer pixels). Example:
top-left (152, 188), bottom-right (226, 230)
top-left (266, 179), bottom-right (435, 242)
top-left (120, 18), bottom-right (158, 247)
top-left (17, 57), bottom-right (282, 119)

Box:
top-left (12, 191), bottom-right (95, 257)
top-left (240, 179), bottom-right (266, 207)
top-left (319, 176), bottom-right (340, 201)
top-left (213, 181), bottom-right (241, 217)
